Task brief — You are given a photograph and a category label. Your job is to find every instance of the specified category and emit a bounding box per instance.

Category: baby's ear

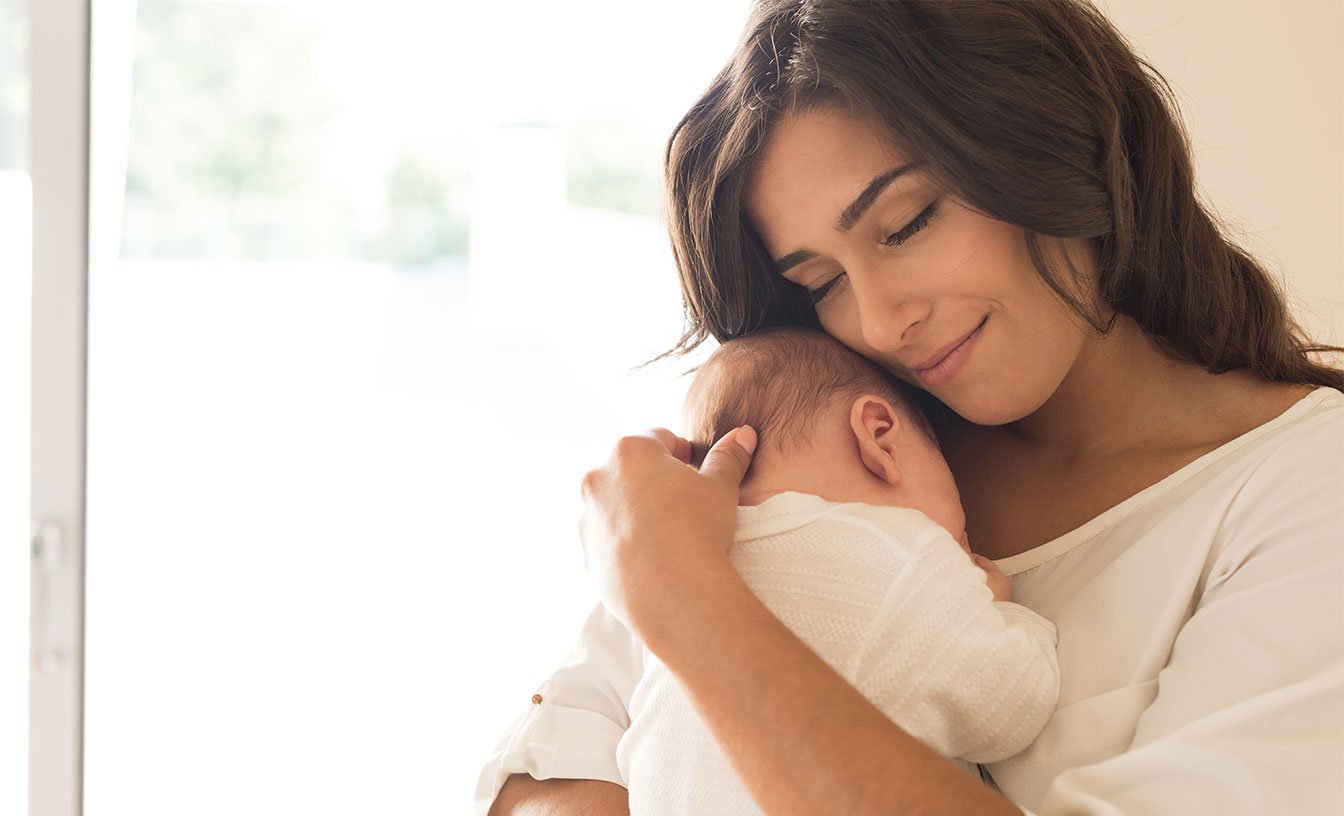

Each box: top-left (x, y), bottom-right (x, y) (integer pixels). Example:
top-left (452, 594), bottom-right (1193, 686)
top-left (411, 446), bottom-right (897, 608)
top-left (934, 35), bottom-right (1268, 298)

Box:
top-left (849, 395), bottom-right (902, 486)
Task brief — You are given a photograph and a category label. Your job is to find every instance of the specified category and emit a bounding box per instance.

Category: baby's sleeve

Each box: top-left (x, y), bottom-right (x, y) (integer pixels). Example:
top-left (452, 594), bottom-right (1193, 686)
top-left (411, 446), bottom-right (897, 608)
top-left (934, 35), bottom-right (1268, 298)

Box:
top-left (849, 533), bottom-right (1060, 764)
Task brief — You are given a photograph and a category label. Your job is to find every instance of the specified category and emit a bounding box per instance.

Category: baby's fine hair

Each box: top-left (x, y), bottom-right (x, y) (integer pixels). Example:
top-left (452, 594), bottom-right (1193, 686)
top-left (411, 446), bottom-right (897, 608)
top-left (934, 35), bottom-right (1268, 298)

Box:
top-left (687, 327), bottom-right (933, 465)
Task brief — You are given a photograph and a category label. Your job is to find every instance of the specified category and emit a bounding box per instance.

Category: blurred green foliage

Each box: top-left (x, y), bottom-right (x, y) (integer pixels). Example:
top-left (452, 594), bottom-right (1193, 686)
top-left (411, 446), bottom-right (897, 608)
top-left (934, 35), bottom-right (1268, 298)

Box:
top-left (118, 0), bottom-right (663, 262)
top-left (125, 2), bottom-right (330, 199)
top-left (565, 114), bottom-right (661, 218)
top-left (380, 149), bottom-right (470, 265)
top-left (123, 0), bottom-right (344, 259)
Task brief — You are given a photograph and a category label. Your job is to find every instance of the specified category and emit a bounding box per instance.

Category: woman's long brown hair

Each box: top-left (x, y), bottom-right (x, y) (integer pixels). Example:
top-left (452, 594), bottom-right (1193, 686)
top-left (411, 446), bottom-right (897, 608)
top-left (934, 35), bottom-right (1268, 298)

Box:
top-left (661, 0), bottom-right (1343, 391)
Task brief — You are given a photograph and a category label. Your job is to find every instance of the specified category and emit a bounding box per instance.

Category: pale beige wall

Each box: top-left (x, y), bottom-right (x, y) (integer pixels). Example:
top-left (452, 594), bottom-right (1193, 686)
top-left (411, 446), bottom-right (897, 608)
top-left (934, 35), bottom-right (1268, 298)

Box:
top-left (1102, 0), bottom-right (1343, 347)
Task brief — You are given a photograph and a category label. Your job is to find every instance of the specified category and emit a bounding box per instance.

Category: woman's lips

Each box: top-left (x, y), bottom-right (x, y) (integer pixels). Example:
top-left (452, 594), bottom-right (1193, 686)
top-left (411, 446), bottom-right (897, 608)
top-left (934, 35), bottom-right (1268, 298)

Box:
top-left (914, 316), bottom-right (988, 387)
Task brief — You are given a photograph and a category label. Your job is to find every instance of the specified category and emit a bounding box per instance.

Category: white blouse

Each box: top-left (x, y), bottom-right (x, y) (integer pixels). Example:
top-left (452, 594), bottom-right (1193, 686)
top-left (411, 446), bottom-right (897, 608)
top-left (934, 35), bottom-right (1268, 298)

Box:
top-left (474, 387), bottom-right (1344, 815)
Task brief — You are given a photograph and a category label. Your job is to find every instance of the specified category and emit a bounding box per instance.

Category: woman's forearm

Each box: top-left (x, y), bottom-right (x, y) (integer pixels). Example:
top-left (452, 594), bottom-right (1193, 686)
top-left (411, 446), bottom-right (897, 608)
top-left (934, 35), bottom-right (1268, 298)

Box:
top-left (637, 561), bottom-right (1023, 816)
top-left (488, 775), bottom-right (629, 816)
top-left (578, 428), bottom-right (1020, 812)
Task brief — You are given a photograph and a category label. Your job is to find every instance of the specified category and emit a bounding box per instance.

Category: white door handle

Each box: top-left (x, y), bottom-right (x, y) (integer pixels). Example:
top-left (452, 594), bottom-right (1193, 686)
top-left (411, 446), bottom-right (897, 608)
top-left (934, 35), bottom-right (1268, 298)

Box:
top-left (31, 520), bottom-right (68, 672)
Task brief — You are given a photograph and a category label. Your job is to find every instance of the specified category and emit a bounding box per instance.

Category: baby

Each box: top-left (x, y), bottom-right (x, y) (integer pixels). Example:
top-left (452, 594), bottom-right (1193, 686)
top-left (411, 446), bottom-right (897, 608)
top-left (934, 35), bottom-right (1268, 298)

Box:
top-left (615, 327), bottom-right (1060, 816)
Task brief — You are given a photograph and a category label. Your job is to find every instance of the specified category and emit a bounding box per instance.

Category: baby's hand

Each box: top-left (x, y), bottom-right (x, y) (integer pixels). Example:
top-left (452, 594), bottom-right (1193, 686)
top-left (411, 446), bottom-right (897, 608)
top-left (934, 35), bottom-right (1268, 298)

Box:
top-left (972, 553), bottom-right (1012, 603)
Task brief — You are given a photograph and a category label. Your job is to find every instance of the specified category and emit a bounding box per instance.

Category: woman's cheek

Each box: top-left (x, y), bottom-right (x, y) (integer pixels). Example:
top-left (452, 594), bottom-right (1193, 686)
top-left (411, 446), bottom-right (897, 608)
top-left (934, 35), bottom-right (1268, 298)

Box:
top-left (818, 303), bottom-right (868, 357)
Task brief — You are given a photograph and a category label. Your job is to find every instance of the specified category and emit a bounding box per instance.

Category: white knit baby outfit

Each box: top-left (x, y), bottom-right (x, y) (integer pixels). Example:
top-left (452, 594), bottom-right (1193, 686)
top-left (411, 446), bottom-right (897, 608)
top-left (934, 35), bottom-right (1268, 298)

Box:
top-left (615, 491), bottom-right (1060, 816)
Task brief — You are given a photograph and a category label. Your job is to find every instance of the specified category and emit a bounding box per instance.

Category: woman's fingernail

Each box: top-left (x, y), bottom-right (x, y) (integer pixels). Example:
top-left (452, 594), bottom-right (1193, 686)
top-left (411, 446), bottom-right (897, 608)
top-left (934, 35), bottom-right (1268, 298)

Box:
top-left (735, 425), bottom-right (757, 455)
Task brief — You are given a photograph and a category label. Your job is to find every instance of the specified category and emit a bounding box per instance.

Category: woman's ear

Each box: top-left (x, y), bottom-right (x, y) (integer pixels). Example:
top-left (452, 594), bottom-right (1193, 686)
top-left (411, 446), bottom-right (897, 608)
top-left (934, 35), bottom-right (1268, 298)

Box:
top-left (849, 394), bottom-right (903, 486)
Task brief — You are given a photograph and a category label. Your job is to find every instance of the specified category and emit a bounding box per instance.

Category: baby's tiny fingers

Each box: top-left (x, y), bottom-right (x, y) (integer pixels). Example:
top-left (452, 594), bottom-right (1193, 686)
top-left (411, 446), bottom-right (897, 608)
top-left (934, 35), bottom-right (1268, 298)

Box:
top-left (972, 553), bottom-right (1002, 573)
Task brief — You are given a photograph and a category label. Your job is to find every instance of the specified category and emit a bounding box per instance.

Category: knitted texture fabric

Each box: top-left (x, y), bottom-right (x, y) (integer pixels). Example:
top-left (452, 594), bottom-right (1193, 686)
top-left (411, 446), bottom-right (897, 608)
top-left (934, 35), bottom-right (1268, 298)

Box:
top-left (616, 492), bottom-right (1059, 816)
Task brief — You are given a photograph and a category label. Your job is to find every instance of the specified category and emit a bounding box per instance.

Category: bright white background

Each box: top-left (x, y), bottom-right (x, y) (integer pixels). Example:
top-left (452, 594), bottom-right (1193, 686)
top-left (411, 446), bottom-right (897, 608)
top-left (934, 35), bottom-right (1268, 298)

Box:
top-left (2, 0), bottom-right (31, 811)
top-left (1, 170), bottom-right (31, 814)
top-left (80, 2), bottom-right (747, 814)
top-left (1, 1), bottom-right (1339, 815)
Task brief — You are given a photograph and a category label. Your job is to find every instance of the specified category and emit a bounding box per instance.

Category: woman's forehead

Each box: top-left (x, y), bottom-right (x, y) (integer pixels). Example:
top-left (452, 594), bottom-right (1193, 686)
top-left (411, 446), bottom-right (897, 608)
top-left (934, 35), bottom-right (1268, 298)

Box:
top-left (744, 107), bottom-right (918, 239)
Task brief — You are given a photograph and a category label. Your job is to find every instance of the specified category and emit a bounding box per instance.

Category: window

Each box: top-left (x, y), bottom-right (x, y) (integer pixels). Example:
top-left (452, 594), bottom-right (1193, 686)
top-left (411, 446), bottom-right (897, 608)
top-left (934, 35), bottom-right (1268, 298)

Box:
top-left (83, 2), bottom-right (746, 811)
top-left (0, 0), bottom-right (29, 810)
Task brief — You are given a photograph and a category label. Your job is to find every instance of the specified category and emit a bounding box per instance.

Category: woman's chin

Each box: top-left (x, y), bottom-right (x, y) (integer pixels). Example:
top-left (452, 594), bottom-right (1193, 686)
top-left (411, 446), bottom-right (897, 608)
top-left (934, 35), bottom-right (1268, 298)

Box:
top-left (940, 386), bottom-right (1046, 427)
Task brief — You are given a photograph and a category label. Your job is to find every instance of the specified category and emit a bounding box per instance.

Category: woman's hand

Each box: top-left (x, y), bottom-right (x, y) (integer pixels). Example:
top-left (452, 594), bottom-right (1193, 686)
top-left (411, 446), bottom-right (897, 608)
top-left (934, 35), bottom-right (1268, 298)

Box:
top-left (578, 425), bottom-right (756, 640)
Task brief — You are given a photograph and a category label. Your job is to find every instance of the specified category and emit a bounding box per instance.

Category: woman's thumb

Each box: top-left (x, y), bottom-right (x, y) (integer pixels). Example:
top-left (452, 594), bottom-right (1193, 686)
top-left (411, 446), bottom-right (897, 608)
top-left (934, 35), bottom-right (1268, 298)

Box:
top-left (699, 425), bottom-right (756, 487)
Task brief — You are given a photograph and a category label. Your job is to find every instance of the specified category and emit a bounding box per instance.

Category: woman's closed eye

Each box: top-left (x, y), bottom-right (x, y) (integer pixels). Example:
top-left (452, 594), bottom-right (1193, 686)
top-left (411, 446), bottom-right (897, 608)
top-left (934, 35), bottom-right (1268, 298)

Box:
top-left (882, 200), bottom-right (940, 247)
top-left (806, 271), bottom-right (847, 305)
top-left (805, 200), bottom-right (941, 305)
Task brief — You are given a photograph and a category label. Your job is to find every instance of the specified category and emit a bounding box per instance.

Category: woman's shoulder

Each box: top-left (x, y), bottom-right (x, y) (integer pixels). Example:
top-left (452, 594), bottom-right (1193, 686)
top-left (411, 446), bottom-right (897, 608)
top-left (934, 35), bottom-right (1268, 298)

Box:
top-left (1122, 384), bottom-right (1340, 573)
top-left (1102, 379), bottom-right (1342, 499)
top-left (994, 385), bottom-right (1340, 574)
top-left (1231, 384), bottom-right (1342, 463)
top-left (1214, 385), bottom-right (1342, 517)
top-left (1143, 375), bottom-right (1332, 461)
top-left (1223, 379), bottom-right (1339, 435)
top-left (1288, 383), bottom-right (1344, 418)
top-left (1141, 384), bottom-right (1341, 513)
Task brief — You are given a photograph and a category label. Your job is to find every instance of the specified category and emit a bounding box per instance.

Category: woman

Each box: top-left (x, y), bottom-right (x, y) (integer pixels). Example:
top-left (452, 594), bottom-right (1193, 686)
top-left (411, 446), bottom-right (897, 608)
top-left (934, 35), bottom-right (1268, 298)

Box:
top-left (481, 1), bottom-right (1343, 813)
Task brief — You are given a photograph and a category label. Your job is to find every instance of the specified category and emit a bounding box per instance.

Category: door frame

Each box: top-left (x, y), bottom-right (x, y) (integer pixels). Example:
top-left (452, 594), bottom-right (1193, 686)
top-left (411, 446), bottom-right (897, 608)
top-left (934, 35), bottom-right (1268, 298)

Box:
top-left (28, 2), bottom-right (90, 815)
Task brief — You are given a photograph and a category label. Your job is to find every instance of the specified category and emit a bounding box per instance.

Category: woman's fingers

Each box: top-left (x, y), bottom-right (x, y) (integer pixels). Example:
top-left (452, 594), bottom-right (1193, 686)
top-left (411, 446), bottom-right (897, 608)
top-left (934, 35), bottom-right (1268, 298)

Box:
top-left (577, 425), bottom-right (750, 634)
top-left (580, 428), bottom-right (686, 501)
top-left (622, 428), bottom-right (694, 464)
top-left (699, 425), bottom-right (757, 488)
top-left (645, 427), bottom-right (695, 465)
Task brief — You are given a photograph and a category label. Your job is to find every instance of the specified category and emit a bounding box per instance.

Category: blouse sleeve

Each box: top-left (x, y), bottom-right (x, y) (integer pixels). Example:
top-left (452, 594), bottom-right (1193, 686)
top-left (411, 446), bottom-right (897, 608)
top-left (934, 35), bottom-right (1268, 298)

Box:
top-left (473, 603), bottom-right (644, 816)
top-left (1024, 421), bottom-right (1344, 815)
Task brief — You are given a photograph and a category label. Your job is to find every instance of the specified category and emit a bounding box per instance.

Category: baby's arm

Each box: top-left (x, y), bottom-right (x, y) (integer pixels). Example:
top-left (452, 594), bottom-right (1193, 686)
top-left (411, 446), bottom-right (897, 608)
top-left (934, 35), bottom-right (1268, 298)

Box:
top-left (850, 531), bottom-right (1059, 765)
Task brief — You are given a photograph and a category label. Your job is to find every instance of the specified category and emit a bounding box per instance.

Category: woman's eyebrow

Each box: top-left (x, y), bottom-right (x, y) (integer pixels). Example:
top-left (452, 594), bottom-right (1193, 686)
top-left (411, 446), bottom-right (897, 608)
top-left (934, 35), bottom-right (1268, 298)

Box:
top-left (773, 161), bottom-right (921, 274)
top-left (837, 162), bottom-right (919, 231)
top-left (775, 249), bottom-right (818, 275)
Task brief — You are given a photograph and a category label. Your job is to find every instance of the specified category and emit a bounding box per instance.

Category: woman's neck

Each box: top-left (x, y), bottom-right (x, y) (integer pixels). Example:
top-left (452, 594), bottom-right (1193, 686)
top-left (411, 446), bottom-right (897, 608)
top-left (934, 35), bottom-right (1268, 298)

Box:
top-left (1002, 316), bottom-right (1301, 460)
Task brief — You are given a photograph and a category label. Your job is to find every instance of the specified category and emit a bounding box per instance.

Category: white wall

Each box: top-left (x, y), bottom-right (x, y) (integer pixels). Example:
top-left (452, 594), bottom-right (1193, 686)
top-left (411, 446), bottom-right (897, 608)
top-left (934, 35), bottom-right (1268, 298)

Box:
top-left (1104, 0), bottom-right (1343, 347)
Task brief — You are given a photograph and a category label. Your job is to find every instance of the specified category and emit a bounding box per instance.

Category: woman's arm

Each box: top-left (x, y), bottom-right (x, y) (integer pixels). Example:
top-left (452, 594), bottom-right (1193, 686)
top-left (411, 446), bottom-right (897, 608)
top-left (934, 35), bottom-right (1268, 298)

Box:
top-left (639, 551), bottom-right (1020, 816)
top-left (489, 777), bottom-right (629, 816)
top-left (579, 427), bottom-right (1023, 815)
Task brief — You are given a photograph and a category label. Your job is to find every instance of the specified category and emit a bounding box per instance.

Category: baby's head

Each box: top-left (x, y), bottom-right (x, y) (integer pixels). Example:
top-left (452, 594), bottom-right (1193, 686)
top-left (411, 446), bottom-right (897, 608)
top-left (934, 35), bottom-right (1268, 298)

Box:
top-left (684, 327), bottom-right (966, 541)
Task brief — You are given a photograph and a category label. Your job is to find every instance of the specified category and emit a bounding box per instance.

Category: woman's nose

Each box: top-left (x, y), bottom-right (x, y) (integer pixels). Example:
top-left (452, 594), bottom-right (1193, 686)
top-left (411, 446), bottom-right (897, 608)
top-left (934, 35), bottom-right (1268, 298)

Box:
top-left (851, 268), bottom-right (931, 354)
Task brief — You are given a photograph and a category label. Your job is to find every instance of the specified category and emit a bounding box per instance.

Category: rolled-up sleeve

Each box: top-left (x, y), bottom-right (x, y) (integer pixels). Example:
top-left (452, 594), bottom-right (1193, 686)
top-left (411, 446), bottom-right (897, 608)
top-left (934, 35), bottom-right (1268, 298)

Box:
top-left (473, 604), bottom-right (644, 815)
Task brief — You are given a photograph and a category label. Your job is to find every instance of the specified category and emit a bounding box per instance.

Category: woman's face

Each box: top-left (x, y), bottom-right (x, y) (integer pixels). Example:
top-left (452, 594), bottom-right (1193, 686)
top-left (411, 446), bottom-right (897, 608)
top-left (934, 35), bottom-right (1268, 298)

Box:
top-left (743, 106), bottom-right (1095, 426)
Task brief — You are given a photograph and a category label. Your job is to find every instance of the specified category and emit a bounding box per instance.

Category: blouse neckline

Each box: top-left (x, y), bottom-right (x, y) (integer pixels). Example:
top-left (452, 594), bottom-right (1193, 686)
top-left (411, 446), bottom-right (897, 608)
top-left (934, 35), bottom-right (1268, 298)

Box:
top-left (994, 386), bottom-right (1341, 576)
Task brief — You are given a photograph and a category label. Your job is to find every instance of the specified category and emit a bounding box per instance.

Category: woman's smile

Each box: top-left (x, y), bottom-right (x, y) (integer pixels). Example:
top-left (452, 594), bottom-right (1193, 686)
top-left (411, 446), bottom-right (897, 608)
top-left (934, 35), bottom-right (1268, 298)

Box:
top-left (912, 315), bottom-right (988, 387)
